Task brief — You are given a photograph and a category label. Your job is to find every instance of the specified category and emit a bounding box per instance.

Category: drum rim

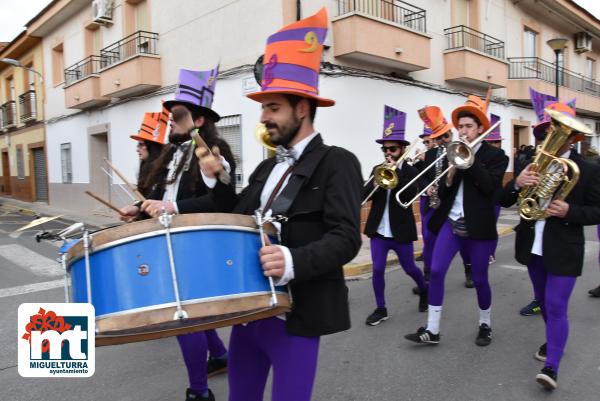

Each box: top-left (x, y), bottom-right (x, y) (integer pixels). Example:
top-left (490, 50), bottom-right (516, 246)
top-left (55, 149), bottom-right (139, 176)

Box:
top-left (66, 224), bottom-right (271, 269)
top-left (91, 289), bottom-right (289, 320)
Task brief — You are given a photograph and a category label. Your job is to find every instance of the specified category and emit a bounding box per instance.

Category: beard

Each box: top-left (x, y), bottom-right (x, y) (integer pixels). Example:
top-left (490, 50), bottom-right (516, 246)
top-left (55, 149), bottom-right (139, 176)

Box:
top-left (169, 128), bottom-right (192, 145)
top-left (265, 115), bottom-right (302, 147)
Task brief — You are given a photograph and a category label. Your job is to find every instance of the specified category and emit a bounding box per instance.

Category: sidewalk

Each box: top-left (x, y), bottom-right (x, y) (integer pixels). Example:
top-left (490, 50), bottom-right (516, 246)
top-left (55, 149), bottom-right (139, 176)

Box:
top-left (0, 196), bottom-right (119, 228)
top-left (343, 209), bottom-right (518, 278)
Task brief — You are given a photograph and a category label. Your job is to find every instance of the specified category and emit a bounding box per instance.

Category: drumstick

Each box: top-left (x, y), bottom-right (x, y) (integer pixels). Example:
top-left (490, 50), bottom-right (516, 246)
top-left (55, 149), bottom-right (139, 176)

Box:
top-left (191, 129), bottom-right (231, 185)
top-left (85, 191), bottom-right (126, 216)
top-left (103, 158), bottom-right (146, 202)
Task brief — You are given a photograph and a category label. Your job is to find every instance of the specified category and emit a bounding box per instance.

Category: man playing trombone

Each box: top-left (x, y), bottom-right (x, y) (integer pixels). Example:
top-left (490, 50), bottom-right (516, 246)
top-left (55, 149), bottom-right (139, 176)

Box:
top-left (363, 106), bottom-right (428, 326)
top-left (405, 95), bottom-right (508, 346)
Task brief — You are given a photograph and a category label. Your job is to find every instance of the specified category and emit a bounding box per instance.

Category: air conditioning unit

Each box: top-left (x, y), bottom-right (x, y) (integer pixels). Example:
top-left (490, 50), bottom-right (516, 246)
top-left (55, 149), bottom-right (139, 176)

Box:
top-left (575, 32), bottom-right (592, 53)
top-left (92, 0), bottom-right (114, 25)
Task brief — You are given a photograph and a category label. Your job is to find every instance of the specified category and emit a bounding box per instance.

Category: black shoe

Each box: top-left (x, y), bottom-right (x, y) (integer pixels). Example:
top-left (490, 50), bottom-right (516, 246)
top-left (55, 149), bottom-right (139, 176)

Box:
top-left (464, 264), bottom-right (474, 288)
top-left (404, 327), bottom-right (440, 344)
top-left (412, 286), bottom-right (421, 295)
top-left (207, 356), bottom-right (227, 377)
top-left (536, 367), bottom-right (558, 391)
top-left (365, 307), bottom-right (388, 326)
top-left (519, 300), bottom-right (542, 316)
top-left (475, 323), bottom-right (492, 346)
top-left (534, 343), bottom-right (547, 362)
top-left (418, 290), bottom-right (428, 312)
top-left (186, 388), bottom-right (215, 401)
top-left (589, 285), bottom-right (600, 298)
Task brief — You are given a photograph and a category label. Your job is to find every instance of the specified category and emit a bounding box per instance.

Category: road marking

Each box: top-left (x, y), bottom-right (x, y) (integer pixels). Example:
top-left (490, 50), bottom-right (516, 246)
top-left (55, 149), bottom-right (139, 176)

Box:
top-left (497, 264), bottom-right (528, 272)
top-left (0, 244), bottom-right (63, 276)
top-left (0, 279), bottom-right (64, 298)
top-left (8, 230), bottom-right (23, 239)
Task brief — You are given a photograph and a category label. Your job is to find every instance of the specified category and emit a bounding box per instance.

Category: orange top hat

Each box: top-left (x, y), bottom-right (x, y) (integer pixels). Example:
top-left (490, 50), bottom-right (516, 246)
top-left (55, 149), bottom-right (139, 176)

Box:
top-left (533, 101), bottom-right (583, 142)
top-left (130, 106), bottom-right (169, 144)
top-left (451, 95), bottom-right (491, 132)
top-left (247, 7), bottom-right (334, 107)
top-left (418, 106), bottom-right (453, 139)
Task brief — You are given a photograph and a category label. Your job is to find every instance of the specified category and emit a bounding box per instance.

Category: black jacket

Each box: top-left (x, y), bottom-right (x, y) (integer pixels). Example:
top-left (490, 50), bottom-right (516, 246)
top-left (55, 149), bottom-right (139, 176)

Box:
top-left (500, 151), bottom-right (600, 276)
top-left (428, 141), bottom-right (509, 240)
top-left (211, 134), bottom-right (363, 337)
top-left (363, 162), bottom-right (418, 242)
top-left (147, 139), bottom-right (236, 214)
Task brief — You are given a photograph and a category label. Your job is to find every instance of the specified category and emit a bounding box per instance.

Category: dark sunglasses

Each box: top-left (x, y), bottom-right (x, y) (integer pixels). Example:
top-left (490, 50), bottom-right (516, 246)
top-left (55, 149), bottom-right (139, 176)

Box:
top-left (381, 146), bottom-right (400, 153)
top-left (422, 140), bottom-right (430, 145)
top-left (436, 133), bottom-right (450, 140)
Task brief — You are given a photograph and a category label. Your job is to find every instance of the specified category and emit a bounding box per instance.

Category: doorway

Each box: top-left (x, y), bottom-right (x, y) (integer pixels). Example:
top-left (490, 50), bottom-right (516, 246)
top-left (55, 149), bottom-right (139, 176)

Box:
top-left (1, 150), bottom-right (11, 194)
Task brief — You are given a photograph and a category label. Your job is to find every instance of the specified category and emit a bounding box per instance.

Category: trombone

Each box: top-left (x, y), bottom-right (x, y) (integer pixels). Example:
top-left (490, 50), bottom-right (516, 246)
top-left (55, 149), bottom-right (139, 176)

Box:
top-left (394, 120), bottom-right (501, 209)
top-left (362, 139), bottom-right (419, 205)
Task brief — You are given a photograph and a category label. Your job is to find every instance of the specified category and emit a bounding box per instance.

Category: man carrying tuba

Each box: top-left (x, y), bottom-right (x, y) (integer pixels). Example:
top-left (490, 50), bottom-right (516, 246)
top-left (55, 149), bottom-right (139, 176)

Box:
top-left (405, 95), bottom-right (508, 347)
top-left (363, 106), bottom-right (429, 327)
top-left (499, 102), bottom-right (600, 391)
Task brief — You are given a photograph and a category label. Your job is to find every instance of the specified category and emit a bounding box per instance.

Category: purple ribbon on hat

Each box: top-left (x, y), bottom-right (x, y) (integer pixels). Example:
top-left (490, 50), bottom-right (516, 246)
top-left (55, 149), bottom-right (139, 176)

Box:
top-left (267, 27), bottom-right (328, 45)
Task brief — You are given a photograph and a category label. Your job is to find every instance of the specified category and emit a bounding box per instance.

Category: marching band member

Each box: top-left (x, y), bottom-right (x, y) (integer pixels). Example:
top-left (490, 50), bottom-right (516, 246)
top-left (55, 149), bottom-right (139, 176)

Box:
top-left (121, 68), bottom-right (235, 401)
top-left (405, 95), bottom-right (508, 346)
top-left (197, 8), bottom-right (362, 401)
top-left (499, 102), bottom-right (600, 390)
top-left (363, 106), bottom-right (428, 326)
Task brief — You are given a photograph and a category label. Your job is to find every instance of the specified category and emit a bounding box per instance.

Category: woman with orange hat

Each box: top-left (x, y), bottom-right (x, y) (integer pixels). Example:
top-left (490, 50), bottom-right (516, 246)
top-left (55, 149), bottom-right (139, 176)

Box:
top-left (405, 95), bottom-right (508, 347)
top-left (499, 102), bottom-right (600, 390)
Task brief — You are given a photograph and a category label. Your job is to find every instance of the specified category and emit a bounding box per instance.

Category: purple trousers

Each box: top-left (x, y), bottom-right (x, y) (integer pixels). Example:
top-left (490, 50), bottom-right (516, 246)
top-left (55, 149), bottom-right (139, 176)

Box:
top-left (371, 237), bottom-right (427, 308)
top-left (429, 220), bottom-right (495, 308)
top-left (459, 205), bottom-right (501, 265)
top-left (528, 256), bottom-right (577, 373)
top-left (228, 317), bottom-right (320, 401)
top-left (176, 329), bottom-right (227, 393)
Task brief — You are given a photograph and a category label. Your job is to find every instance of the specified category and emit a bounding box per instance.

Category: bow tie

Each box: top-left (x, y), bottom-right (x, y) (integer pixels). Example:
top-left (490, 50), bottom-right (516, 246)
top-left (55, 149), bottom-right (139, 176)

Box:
top-left (275, 145), bottom-right (298, 165)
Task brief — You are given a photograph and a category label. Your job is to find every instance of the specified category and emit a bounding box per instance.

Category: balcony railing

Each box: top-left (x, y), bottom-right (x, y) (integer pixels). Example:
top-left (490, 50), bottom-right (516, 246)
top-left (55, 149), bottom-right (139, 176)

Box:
top-left (509, 57), bottom-right (600, 97)
top-left (64, 55), bottom-right (104, 86)
top-left (336, 0), bottom-right (426, 33)
top-left (18, 90), bottom-right (37, 123)
top-left (100, 31), bottom-right (159, 69)
top-left (1, 100), bottom-right (16, 129)
top-left (445, 25), bottom-right (505, 59)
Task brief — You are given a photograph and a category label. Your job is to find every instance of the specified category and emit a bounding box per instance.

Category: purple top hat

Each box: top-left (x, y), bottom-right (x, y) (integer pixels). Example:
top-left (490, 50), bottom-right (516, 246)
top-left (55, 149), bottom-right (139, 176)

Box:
top-left (419, 125), bottom-right (432, 138)
top-left (376, 105), bottom-right (409, 145)
top-left (164, 66), bottom-right (221, 122)
top-left (485, 113), bottom-right (502, 141)
top-left (529, 87), bottom-right (557, 123)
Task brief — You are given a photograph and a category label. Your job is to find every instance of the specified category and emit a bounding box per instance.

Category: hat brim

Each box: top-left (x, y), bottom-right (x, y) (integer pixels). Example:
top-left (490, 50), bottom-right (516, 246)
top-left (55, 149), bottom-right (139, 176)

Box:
top-left (375, 138), bottom-right (410, 146)
top-left (429, 121), bottom-right (454, 139)
top-left (163, 100), bottom-right (221, 122)
top-left (129, 134), bottom-right (165, 144)
top-left (419, 133), bottom-right (431, 138)
top-left (452, 106), bottom-right (491, 133)
top-left (246, 89), bottom-right (335, 107)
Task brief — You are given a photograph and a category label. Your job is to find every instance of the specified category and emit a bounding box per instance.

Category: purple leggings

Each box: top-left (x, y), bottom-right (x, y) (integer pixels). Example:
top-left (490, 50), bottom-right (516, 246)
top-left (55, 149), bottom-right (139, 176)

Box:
top-left (228, 317), bottom-right (320, 401)
top-left (176, 329), bottom-right (227, 393)
top-left (429, 220), bottom-right (495, 308)
top-left (371, 237), bottom-right (427, 308)
top-left (528, 256), bottom-right (577, 373)
top-left (460, 205), bottom-right (501, 265)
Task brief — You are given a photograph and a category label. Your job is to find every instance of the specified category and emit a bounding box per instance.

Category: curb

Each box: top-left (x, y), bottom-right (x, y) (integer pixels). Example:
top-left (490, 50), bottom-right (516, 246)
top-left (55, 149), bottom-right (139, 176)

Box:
top-left (343, 225), bottom-right (515, 278)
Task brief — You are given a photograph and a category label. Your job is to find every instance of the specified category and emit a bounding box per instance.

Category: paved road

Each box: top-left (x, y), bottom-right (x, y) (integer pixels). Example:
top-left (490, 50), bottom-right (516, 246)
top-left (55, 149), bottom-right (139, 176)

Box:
top-left (0, 207), bottom-right (599, 401)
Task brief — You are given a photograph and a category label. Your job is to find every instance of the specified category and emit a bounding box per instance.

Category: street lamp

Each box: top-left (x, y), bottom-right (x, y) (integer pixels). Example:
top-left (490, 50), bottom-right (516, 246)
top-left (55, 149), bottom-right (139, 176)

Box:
top-left (0, 58), bottom-right (44, 84)
top-left (546, 38), bottom-right (568, 99)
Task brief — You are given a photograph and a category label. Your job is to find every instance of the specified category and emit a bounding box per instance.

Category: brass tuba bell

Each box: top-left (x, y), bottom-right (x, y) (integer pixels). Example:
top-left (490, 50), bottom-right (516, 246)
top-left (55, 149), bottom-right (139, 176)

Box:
top-left (518, 108), bottom-right (591, 220)
top-left (255, 123), bottom-right (277, 151)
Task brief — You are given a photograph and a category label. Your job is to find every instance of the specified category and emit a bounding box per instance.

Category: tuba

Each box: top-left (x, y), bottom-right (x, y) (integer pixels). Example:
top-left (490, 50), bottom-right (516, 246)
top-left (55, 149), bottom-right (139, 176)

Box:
top-left (518, 108), bottom-right (591, 220)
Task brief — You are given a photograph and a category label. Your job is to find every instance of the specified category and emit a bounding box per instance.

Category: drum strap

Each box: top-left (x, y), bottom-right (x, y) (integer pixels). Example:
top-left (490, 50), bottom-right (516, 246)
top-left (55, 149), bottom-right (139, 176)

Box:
top-left (269, 145), bottom-right (332, 217)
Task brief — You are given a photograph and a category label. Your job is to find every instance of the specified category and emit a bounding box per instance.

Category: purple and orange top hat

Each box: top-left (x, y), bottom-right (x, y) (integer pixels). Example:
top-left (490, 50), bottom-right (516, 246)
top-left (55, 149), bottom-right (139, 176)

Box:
top-left (247, 7), bottom-right (334, 107)
top-left (451, 95), bottom-right (491, 132)
top-left (164, 66), bottom-right (221, 122)
top-left (529, 87), bottom-right (557, 123)
top-left (533, 100), bottom-right (578, 141)
top-left (485, 113), bottom-right (502, 141)
top-left (419, 125), bottom-right (432, 139)
top-left (130, 106), bottom-right (170, 145)
top-left (376, 105), bottom-right (409, 145)
top-left (419, 106), bottom-right (453, 139)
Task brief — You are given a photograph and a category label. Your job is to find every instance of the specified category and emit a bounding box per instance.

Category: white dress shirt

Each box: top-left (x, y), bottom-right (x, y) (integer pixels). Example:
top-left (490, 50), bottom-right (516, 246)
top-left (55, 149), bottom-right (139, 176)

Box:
top-left (448, 142), bottom-right (482, 221)
top-left (531, 150), bottom-right (571, 256)
top-left (162, 141), bottom-right (193, 214)
top-left (203, 132), bottom-right (319, 286)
